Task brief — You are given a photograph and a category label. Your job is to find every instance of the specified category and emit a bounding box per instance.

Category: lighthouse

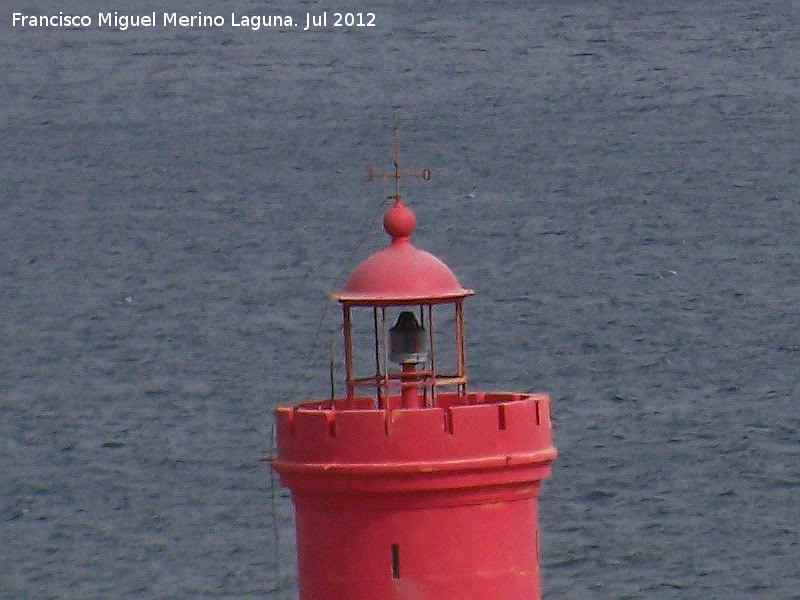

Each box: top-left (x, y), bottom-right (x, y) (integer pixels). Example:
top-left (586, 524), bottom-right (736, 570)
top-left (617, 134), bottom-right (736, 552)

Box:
top-left (271, 145), bottom-right (557, 599)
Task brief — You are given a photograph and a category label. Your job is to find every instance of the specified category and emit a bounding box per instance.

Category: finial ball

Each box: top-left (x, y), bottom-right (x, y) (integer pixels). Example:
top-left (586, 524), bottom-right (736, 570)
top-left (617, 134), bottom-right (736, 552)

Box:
top-left (383, 199), bottom-right (416, 241)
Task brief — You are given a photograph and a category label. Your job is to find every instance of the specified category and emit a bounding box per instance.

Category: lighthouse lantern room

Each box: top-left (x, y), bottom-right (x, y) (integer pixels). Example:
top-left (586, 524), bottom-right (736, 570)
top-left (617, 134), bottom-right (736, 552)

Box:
top-left (271, 138), bottom-right (557, 600)
top-left (333, 195), bottom-right (473, 410)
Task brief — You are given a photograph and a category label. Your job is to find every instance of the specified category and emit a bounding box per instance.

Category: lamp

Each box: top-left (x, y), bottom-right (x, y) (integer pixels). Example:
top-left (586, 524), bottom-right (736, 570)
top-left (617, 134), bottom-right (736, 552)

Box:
top-left (389, 311), bottom-right (428, 365)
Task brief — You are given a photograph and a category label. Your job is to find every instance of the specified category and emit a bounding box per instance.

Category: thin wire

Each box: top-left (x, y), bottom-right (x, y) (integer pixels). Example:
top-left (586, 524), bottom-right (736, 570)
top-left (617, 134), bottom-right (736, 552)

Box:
top-left (267, 420), bottom-right (281, 589)
top-left (304, 200), bottom-right (385, 371)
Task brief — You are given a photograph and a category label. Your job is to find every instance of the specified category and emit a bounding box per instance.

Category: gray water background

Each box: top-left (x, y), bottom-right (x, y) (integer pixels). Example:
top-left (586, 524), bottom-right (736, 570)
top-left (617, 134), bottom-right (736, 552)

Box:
top-left (2, 1), bottom-right (799, 598)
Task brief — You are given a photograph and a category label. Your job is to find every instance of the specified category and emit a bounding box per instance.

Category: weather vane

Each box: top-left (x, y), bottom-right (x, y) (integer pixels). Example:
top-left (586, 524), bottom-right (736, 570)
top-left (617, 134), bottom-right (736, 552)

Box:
top-left (365, 125), bottom-right (431, 201)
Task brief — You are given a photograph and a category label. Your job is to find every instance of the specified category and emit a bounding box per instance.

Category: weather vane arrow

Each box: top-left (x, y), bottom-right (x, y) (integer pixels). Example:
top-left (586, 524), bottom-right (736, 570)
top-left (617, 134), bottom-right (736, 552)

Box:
top-left (365, 126), bottom-right (431, 200)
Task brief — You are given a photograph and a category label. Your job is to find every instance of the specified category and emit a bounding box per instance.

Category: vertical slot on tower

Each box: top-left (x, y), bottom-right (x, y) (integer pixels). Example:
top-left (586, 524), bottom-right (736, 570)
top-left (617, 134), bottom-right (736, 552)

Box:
top-left (498, 403), bottom-right (507, 430)
top-left (443, 408), bottom-right (454, 434)
top-left (326, 412), bottom-right (337, 437)
top-left (391, 544), bottom-right (401, 579)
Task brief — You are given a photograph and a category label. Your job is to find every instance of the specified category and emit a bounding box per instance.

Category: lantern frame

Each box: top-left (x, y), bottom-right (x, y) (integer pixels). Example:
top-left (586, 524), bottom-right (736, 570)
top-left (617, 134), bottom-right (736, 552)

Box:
top-left (340, 297), bottom-right (468, 409)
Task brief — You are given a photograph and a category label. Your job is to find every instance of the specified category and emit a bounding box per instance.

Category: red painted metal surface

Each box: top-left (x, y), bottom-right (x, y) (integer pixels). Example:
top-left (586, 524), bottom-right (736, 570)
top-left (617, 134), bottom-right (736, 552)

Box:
top-left (273, 392), bottom-right (556, 599)
top-left (331, 199), bottom-right (474, 304)
top-left (273, 159), bottom-right (556, 599)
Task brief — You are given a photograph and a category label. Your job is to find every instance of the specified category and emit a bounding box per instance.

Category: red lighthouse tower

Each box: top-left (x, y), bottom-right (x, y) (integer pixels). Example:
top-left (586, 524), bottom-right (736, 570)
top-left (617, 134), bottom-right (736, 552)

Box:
top-left (272, 149), bottom-right (557, 599)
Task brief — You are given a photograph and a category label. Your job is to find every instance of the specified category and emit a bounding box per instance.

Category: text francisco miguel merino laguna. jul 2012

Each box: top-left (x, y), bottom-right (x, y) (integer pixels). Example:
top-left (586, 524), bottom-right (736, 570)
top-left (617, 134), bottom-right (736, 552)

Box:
top-left (11, 11), bottom-right (377, 31)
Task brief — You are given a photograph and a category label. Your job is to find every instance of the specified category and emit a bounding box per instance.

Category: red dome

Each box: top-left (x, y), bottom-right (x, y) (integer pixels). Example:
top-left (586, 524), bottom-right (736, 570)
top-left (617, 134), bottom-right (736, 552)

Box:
top-left (332, 200), bottom-right (473, 304)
